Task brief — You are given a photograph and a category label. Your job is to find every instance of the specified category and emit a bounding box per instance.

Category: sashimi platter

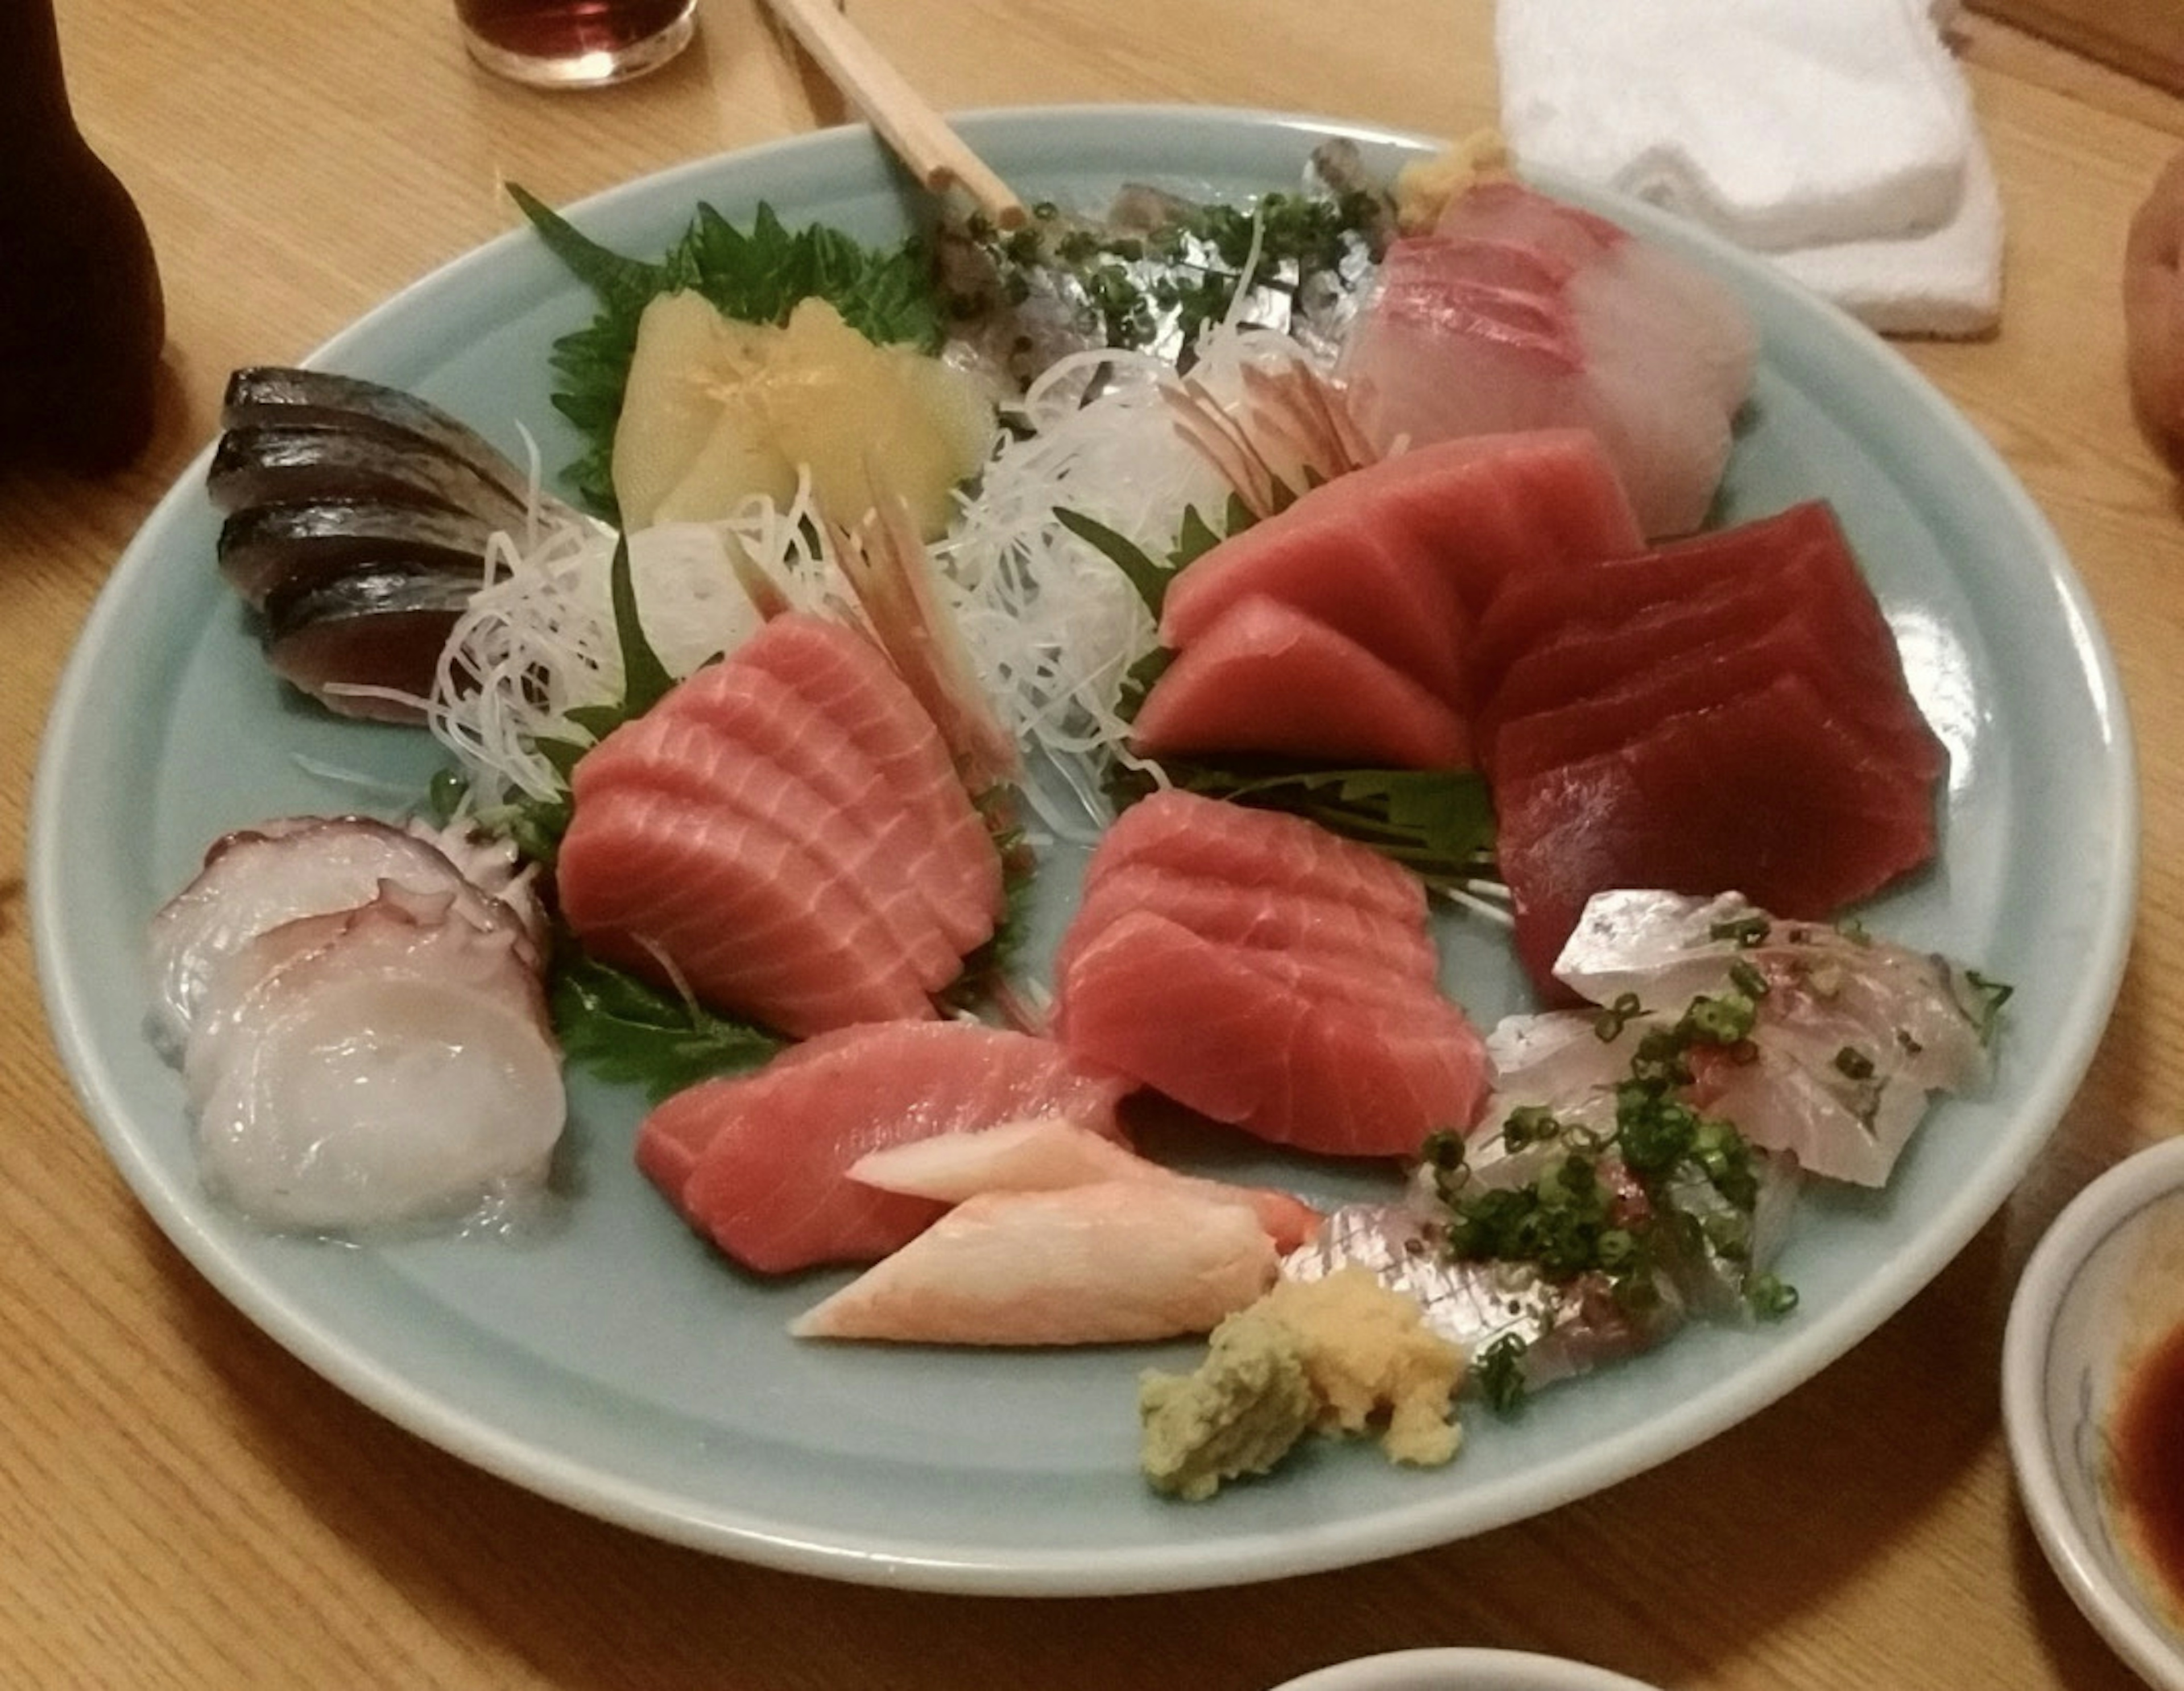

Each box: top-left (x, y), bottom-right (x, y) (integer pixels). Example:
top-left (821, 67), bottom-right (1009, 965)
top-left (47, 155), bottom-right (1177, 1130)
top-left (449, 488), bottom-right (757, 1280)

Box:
top-left (30, 109), bottom-right (2136, 1593)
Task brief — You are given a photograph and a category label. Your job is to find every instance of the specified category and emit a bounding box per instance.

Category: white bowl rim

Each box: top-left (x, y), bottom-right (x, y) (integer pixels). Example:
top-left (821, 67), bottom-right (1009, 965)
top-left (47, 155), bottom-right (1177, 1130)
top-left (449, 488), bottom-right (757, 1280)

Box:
top-left (1267, 1647), bottom-right (1663, 1691)
top-left (2002, 1132), bottom-right (2184, 1691)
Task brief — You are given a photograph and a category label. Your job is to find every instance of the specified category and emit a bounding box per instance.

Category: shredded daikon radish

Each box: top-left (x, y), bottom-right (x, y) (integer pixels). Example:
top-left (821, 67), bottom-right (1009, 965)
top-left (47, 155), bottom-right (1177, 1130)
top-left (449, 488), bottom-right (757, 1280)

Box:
top-left (936, 324), bottom-right (1339, 840)
top-left (411, 321), bottom-right (1343, 834)
top-left (421, 476), bottom-right (849, 808)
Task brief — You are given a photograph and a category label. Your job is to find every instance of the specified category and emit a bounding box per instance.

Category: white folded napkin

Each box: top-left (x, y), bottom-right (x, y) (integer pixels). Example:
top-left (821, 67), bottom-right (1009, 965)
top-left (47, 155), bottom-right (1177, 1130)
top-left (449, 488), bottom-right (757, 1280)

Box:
top-left (1495, 0), bottom-right (2002, 337)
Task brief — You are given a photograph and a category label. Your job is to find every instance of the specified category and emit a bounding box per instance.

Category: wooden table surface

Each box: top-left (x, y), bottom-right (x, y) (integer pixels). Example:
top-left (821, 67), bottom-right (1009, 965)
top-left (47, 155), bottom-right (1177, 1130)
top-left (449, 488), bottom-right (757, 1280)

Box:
top-left (5, 1), bottom-right (2181, 1685)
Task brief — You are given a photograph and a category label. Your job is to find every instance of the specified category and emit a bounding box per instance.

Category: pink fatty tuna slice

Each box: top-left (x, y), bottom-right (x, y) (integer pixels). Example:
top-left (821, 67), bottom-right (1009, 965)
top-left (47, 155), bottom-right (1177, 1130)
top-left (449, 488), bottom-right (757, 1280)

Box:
top-left (734, 613), bottom-right (1004, 937)
top-left (643, 1022), bottom-right (1133, 1274)
top-left (556, 607), bottom-right (1006, 1037)
top-left (1498, 673), bottom-right (1940, 998)
top-left (572, 710), bottom-right (959, 993)
top-left (615, 652), bottom-right (996, 958)
top-left (790, 1181), bottom-right (1279, 1345)
top-left (556, 785), bottom-right (940, 1037)
top-left (847, 1116), bottom-right (1321, 1251)
top-left (1085, 787), bottom-right (1428, 926)
top-left (1055, 859), bottom-right (1440, 990)
top-left (1057, 908), bottom-right (1490, 1157)
top-left (1170, 429), bottom-right (1640, 629)
top-left (1158, 458), bottom-right (1471, 698)
top-left (1339, 183), bottom-right (1757, 540)
top-left (1130, 594), bottom-right (1472, 770)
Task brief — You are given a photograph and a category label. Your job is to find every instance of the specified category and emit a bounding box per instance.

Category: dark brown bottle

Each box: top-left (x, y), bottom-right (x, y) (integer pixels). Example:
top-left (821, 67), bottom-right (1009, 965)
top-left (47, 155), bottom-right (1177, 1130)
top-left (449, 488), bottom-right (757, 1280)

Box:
top-left (0, 0), bottom-right (165, 473)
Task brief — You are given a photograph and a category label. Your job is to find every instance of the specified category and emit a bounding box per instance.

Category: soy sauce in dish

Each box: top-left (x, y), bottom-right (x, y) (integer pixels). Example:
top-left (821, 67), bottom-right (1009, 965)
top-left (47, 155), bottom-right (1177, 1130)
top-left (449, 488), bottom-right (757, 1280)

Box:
top-left (2116, 1315), bottom-right (2184, 1614)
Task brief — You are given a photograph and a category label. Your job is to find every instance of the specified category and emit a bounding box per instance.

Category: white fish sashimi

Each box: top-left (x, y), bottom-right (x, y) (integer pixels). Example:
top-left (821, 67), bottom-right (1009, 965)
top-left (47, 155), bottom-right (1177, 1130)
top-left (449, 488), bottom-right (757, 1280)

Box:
top-left (1336, 181), bottom-right (1757, 539)
top-left (791, 1181), bottom-right (1278, 1345)
top-left (188, 884), bottom-right (564, 1233)
top-left (148, 815), bottom-right (538, 1054)
top-left (1283, 1201), bottom-right (1681, 1392)
top-left (1524, 888), bottom-right (1997, 1186)
top-left (1554, 888), bottom-right (1993, 1094)
top-left (845, 1115), bottom-right (1322, 1250)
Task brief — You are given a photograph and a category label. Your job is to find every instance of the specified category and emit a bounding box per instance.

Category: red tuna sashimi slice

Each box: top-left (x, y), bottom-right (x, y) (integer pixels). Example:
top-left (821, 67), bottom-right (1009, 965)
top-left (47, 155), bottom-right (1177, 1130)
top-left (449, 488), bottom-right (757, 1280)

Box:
top-left (735, 614), bottom-right (1004, 935)
top-left (1086, 788), bottom-right (1427, 926)
top-left (1130, 594), bottom-right (1472, 770)
top-left (1159, 479), bottom-right (1470, 700)
top-left (651, 1022), bottom-right (1132, 1273)
top-left (1341, 184), bottom-right (1755, 539)
top-left (556, 786), bottom-right (939, 1036)
top-left (1057, 909), bottom-right (1490, 1156)
top-left (1204, 427), bottom-right (1639, 621)
top-left (1497, 674), bottom-right (1940, 996)
top-left (1469, 508), bottom-right (1782, 701)
top-left (1488, 613), bottom-right (1946, 787)
top-left (1056, 859), bottom-right (1440, 990)
top-left (1472, 505), bottom-right (1943, 782)
top-left (617, 651), bottom-right (997, 958)
top-left (847, 1117), bottom-right (1320, 1251)
top-left (574, 712), bottom-right (960, 992)
top-left (789, 1181), bottom-right (1277, 1345)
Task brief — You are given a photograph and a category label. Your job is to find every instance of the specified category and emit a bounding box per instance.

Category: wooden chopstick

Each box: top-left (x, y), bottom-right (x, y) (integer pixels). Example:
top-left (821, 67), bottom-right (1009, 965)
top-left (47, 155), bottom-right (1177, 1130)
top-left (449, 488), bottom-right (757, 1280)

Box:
top-left (765, 0), bottom-right (1028, 229)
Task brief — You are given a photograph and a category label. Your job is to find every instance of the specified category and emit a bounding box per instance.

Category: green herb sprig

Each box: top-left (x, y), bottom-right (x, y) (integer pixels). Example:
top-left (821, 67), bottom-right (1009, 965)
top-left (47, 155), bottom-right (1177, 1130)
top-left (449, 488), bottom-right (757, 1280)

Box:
top-left (1434, 988), bottom-right (1798, 1410)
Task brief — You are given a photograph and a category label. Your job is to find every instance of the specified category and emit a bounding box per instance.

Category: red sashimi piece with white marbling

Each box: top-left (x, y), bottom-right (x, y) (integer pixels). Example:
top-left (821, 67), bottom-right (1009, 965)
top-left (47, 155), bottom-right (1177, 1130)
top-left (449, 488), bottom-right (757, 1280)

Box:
top-left (640, 1022), bottom-right (1132, 1274)
top-left (1057, 908), bottom-right (1488, 1157)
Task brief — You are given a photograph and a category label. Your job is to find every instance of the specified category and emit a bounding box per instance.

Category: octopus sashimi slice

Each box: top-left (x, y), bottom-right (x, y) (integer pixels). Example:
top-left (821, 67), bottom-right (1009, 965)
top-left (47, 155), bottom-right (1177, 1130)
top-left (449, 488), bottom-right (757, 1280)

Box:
top-left (642, 656), bottom-right (997, 957)
top-left (1130, 595), bottom-right (1473, 770)
top-left (148, 815), bottom-right (537, 1055)
top-left (185, 884), bottom-right (562, 1232)
top-left (734, 613), bottom-right (1004, 929)
top-left (847, 1116), bottom-right (1321, 1251)
top-left (572, 710), bottom-right (960, 991)
top-left (647, 1022), bottom-right (1132, 1273)
top-left (789, 1182), bottom-right (1277, 1346)
top-left (1055, 861), bottom-right (1440, 988)
top-left (556, 786), bottom-right (940, 1037)
top-left (1087, 789), bottom-right (1427, 926)
top-left (1056, 909), bottom-right (1490, 1157)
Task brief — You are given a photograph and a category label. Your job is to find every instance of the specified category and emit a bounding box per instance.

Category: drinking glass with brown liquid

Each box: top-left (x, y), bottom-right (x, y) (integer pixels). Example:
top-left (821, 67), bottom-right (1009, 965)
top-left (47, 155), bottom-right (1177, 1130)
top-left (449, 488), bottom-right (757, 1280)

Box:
top-left (456, 0), bottom-right (697, 88)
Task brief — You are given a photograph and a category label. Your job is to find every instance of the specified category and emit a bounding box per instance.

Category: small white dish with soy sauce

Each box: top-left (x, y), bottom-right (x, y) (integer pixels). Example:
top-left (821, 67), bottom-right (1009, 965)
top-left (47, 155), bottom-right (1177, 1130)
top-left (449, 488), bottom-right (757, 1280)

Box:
top-left (2004, 1132), bottom-right (2184, 1691)
top-left (1268, 1648), bottom-right (1661, 1691)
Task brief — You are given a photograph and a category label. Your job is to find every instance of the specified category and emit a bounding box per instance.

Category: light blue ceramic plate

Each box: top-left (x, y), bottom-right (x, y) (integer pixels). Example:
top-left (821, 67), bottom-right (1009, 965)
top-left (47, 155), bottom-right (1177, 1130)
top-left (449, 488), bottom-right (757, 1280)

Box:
top-left (29, 108), bottom-right (2137, 1595)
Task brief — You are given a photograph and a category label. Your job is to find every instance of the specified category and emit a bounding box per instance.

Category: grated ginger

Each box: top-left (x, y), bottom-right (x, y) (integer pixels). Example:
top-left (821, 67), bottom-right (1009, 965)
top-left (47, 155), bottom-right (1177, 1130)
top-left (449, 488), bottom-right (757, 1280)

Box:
top-left (1139, 1266), bottom-right (1465, 1500)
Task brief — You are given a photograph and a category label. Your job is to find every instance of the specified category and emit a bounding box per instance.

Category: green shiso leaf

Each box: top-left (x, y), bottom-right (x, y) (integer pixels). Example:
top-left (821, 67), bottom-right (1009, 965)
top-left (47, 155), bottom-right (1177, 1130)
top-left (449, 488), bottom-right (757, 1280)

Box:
top-left (548, 943), bottom-right (783, 1103)
top-left (1112, 758), bottom-right (1498, 885)
top-left (1053, 507), bottom-right (1180, 618)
